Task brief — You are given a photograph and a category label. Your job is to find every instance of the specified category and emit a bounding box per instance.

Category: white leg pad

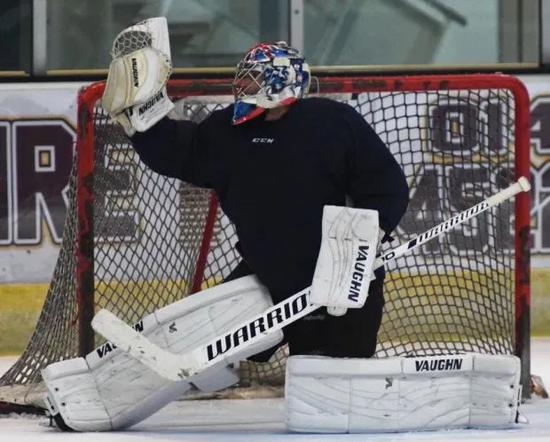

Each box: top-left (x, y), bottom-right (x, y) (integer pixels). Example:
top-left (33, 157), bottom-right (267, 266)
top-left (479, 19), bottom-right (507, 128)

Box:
top-left (285, 353), bottom-right (521, 433)
top-left (42, 275), bottom-right (282, 431)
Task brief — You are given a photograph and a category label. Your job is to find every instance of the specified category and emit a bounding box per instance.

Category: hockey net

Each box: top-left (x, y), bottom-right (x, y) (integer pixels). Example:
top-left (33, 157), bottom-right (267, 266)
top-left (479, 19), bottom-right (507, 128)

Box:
top-left (0, 74), bottom-right (530, 411)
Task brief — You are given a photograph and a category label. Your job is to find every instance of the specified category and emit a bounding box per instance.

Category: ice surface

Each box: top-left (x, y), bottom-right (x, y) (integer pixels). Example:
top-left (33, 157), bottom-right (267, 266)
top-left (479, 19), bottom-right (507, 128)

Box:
top-left (1, 339), bottom-right (549, 441)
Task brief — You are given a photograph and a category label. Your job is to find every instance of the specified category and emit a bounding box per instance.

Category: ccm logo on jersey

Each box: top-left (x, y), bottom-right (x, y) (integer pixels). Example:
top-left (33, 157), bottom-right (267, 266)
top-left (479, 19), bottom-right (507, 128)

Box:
top-left (415, 358), bottom-right (464, 372)
top-left (252, 137), bottom-right (274, 143)
top-left (348, 245), bottom-right (370, 302)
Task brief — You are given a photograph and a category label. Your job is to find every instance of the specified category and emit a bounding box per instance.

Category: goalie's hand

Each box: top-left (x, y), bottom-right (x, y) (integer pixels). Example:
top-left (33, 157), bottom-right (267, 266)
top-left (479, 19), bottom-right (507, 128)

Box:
top-left (109, 87), bottom-right (174, 137)
top-left (101, 17), bottom-right (174, 136)
top-left (310, 206), bottom-right (380, 316)
top-left (102, 46), bottom-right (171, 116)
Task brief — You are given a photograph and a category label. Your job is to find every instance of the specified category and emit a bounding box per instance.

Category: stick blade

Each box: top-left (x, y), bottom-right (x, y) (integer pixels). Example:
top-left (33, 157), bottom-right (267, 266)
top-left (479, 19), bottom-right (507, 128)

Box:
top-left (92, 309), bottom-right (193, 382)
top-left (92, 309), bottom-right (143, 357)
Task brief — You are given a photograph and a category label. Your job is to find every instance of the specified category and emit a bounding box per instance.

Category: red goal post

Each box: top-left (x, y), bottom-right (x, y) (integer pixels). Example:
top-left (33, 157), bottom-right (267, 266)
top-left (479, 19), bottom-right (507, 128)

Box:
top-left (0, 73), bottom-right (531, 413)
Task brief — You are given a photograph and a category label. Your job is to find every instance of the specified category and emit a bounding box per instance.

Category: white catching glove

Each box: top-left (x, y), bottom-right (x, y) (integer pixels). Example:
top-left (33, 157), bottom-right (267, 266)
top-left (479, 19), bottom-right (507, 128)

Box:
top-left (310, 206), bottom-right (380, 316)
top-left (102, 46), bottom-right (171, 116)
top-left (101, 17), bottom-right (174, 136)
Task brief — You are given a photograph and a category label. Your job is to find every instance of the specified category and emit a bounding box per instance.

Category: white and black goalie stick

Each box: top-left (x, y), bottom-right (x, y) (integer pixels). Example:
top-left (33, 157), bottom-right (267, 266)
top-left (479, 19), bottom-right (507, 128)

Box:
top-left (92, 177), bottom-right (530, 382)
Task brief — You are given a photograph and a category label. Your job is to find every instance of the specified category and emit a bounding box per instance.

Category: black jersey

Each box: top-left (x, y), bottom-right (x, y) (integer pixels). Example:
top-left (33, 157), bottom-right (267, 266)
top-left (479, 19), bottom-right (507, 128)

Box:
top-left (131, 97), bottom-right (409, 298)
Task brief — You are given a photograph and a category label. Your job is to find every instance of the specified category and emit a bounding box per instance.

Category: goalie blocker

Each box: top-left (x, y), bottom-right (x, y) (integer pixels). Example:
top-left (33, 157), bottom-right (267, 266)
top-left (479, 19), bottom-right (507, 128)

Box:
top-left (286, 353), bottom-right (522, 433)
top-left (310, 205), bottom-right (380, 316)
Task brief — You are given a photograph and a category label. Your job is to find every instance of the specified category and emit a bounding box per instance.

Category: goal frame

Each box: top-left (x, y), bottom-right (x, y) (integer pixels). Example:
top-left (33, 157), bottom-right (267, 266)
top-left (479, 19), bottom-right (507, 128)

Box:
top-left (75, 73), bottom-right (531, 388)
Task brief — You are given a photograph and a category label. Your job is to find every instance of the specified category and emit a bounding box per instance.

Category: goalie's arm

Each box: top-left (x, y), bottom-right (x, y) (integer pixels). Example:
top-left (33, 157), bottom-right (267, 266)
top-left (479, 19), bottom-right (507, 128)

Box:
top-left (131, 117), bottom-right (215, 188)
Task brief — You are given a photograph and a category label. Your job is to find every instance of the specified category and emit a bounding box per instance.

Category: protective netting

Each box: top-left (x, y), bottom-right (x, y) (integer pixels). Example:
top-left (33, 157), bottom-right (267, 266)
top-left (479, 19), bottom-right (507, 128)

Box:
top-left (0, 75), bottom-right (529, 411)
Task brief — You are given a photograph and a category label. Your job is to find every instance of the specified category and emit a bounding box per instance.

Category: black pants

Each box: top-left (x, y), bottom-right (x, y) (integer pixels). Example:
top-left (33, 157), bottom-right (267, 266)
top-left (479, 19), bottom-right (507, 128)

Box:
top-left (225, 260), bottom-right (384, 361)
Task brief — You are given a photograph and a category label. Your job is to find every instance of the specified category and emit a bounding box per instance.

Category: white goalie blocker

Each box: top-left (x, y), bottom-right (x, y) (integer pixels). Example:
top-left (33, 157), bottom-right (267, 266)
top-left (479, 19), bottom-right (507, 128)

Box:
top-left (101, 17), bottom-right (175, 135)
top-left (42, 276), bottom-right (281, 431)
top-left (311, 205), bottom-right (380, 316)
top-left (286, 353), bottom-right (522, 433)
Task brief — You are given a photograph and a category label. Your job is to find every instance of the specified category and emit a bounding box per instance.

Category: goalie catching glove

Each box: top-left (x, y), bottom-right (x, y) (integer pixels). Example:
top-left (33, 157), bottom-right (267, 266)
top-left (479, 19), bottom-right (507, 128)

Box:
top-left (310, 205), bottom-right (380, 316)
top-left (102, 17), bottom-right (174, 136)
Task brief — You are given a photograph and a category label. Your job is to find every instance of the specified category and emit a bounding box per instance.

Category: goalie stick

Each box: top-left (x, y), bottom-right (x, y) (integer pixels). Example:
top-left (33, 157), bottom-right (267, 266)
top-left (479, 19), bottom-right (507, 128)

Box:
top-left (92, 177), bottom-right (530, 382)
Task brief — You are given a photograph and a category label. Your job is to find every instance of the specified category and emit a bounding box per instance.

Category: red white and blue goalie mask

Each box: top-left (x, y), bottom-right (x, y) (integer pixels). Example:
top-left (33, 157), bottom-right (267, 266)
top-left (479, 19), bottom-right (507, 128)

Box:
top-left (232, 41), bottom-right (311, 125)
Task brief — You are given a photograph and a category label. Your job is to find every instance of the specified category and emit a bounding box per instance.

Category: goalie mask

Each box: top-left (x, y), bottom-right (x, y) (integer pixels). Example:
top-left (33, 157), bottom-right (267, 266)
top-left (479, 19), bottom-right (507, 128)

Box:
top-left (232, 41), bottom-right (311, 125)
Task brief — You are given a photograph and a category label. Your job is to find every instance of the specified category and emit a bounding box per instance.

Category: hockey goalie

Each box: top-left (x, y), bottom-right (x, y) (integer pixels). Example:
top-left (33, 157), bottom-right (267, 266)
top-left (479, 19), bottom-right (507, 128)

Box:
top-left (41, 17), bottom-right (522, 433)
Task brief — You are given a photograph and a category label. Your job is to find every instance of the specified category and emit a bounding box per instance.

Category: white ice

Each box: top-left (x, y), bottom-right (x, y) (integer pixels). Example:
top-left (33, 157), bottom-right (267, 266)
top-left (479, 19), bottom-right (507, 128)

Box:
top-left (1, 338), bottom-right (549, 441)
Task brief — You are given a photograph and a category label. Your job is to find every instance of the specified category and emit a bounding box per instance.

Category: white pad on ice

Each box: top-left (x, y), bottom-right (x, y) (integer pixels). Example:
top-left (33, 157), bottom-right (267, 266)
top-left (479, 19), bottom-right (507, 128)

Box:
top-left (42, 275), bottom-right (282, 431)
top-left (285, 353), bottom-right (521, 433)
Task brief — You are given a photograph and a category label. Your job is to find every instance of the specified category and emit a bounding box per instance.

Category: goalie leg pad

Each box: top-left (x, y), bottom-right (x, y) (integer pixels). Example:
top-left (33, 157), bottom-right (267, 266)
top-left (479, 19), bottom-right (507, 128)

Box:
top-left (42, 275), bottom-right (282, 431)
top-left (285, 353), bottom-right (521, 433)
